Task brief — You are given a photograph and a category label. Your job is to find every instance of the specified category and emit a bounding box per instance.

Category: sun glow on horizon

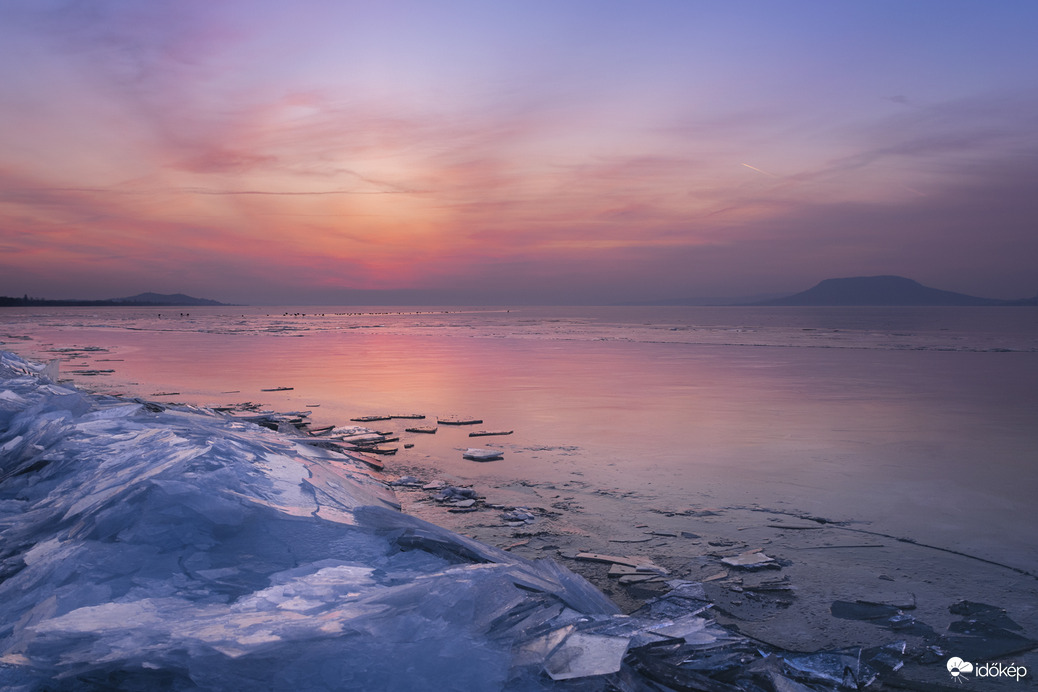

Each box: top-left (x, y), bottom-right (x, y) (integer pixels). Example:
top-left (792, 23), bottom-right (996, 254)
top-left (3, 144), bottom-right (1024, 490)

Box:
top-left (2, 2), bottom-right (1037, 303)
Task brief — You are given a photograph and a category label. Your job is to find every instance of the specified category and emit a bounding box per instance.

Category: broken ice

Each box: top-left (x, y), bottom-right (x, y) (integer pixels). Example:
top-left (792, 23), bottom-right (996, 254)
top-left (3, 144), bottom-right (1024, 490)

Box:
top-left (0, 351), bottom-right (925, 691)
top-left (0, 352), bottom-right (622, 690)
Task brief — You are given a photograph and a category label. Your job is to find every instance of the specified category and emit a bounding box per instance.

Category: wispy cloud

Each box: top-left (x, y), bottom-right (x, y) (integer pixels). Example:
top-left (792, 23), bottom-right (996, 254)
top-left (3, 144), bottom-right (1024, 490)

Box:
top-left (182, 188), bottom-right (421, 196)
top-left (2, 2), bottom-right (1037, 302)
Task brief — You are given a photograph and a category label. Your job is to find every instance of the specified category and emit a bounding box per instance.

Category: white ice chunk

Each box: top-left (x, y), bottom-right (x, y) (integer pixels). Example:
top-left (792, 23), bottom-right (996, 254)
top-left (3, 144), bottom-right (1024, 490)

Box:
top-left (545, 632), bottom-right (630, 680)
top-left (0, 389), bottom-right (27, 404)
top-left (463, 447), bottom-right (504, 461)
top-left (81, 403), bottom-right (143, 420)
top-left (37, 383), bottom-right (77, 396)
top-left (0, 435), bottom-right (23, 453)
top-left (648, 614), bottom-right (713, 642)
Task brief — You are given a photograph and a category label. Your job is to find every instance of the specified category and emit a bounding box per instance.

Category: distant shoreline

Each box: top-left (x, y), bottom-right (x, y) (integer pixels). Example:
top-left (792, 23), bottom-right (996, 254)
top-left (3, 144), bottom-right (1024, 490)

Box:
top-left (0, 297), bottom-right (232, 308)
top-left (1, 298), bottom-right (167, 308)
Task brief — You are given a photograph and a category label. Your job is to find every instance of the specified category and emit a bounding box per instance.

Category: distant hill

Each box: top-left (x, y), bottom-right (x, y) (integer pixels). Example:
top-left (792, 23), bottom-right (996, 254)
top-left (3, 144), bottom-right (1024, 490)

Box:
top-left (114, 293), bottom-right (226, 306)
top-left (0, 292), bottom-right (229, 307)
top-left (759, 276), bottom-right (1007, 306)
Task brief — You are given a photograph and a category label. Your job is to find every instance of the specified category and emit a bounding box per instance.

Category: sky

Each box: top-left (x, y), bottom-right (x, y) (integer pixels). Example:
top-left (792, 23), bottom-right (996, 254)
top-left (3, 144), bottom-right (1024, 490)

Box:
top-left (2, 1), bottom-right (1037, 305)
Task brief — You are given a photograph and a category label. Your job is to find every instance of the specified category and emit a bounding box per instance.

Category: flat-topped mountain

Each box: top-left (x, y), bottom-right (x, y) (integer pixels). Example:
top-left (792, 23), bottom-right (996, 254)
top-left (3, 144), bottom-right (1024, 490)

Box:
top-left (760, 276), bottom-right (1007, 307)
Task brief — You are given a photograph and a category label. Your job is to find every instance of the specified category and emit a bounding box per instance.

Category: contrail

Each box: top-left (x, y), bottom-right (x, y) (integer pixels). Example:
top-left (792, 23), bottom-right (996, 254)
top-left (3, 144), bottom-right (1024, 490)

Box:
top-left (740, 163), bottom-right (779, 178)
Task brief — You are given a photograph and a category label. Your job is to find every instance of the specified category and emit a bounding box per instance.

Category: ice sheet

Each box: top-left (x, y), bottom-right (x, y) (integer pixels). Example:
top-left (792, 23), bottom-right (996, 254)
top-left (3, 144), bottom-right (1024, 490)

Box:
top-left (0, 352), bottom-right (647, 690)
top-left (1, 351), bottom-right (926, 690)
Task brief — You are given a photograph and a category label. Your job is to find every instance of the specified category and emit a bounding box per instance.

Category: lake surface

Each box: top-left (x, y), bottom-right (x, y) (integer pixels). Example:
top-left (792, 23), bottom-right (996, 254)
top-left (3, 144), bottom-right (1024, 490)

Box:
top-left (3, 305), bottom-right (1037, 573)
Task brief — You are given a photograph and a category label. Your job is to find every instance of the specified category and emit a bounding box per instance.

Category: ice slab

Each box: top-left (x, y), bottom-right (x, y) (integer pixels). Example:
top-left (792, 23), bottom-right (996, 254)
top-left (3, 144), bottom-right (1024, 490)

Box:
top-left (463, 447), bottom-right (503, 461)
top-left (721, 550), bottom-right (777, 570)
top-left (545, 632), bottom-right (630, 680)
top-left (783, 648), bottom-right (879, 688)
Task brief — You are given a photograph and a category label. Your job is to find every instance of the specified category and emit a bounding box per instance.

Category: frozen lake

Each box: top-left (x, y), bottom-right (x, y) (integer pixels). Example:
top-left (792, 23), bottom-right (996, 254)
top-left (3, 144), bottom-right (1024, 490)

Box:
top-left (3, 305), bottom-right (1037, 574)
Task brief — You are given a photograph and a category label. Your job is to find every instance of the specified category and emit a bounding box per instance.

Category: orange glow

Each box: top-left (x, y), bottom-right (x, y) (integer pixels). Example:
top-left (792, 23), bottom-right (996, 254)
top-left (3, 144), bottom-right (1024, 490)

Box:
top-left (2, 2), bottom-right (1037, 303)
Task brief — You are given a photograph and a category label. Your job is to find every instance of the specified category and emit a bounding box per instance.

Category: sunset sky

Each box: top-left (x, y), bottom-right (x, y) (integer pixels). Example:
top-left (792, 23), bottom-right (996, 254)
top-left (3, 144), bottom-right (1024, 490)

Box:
top-left (2, 1), bottom-right (1037, 305)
